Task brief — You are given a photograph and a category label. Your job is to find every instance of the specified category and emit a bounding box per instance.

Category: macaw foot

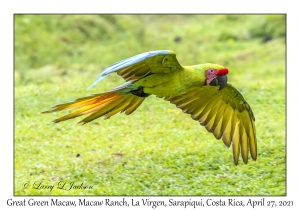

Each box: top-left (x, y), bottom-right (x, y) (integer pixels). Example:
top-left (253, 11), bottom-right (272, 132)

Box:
top-left (131, 86), bottom-right (149, 97)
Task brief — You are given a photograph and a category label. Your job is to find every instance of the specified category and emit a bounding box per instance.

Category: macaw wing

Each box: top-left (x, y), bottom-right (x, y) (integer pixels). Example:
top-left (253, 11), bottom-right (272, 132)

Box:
top-left (87, 50), bottom-right (183, 90)
top-left (164, 84), bottom-right (257, 165)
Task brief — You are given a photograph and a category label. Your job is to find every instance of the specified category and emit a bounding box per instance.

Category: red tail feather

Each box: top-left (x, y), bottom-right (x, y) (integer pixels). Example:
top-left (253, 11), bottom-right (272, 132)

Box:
top-left (42, 92), bottom-right (145, 124)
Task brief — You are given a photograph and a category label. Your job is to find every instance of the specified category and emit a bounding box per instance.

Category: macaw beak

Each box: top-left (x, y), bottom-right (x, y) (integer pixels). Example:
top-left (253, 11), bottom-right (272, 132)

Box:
top-left (209, 74), bottom-right (228, 90)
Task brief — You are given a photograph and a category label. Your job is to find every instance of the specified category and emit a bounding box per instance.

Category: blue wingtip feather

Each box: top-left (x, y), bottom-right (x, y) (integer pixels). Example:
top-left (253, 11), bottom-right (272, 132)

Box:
top-left (87, 50), bottom-right (172, 90)
top-left (86, 75), bottom-right (109, 90)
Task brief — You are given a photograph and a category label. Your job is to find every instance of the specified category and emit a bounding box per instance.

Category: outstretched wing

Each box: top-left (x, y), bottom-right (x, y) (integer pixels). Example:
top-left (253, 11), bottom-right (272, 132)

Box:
top-left (165, 84), bottom-right (256, 165)
top-left (87, 50), bottom-right (183, 90)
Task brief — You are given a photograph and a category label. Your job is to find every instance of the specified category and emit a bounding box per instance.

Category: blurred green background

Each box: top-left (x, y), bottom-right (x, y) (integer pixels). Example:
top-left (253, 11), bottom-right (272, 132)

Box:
top-left (15, 14), bottom-right (286, 195)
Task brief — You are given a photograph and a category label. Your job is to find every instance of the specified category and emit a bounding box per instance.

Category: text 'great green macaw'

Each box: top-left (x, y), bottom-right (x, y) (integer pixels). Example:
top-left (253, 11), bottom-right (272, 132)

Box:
top-left (43, 50), bottom-right (257, 165)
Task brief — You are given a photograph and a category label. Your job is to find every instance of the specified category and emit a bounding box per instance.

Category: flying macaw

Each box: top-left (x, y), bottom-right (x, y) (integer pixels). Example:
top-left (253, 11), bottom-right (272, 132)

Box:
top-left (43, 50), bottom-right (257, 165)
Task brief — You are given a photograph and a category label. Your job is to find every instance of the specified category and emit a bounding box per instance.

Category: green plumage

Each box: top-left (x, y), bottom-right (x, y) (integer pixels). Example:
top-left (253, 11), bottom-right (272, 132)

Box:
top-left (43, 50), bottom-right (256, 165)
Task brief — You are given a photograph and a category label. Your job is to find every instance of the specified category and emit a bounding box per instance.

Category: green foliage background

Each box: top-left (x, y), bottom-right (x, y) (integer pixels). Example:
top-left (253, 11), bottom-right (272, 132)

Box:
top-left (14, 14), bottom-right (286, 195)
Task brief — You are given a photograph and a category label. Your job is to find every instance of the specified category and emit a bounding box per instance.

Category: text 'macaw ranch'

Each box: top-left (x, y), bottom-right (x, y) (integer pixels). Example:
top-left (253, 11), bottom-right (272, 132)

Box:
top-left (7, 198), bottom-right (275, 208)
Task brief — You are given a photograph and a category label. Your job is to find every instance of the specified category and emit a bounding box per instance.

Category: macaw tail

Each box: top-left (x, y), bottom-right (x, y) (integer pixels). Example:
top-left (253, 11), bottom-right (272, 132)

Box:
top-left (42, 83), bottom-right (146, 124)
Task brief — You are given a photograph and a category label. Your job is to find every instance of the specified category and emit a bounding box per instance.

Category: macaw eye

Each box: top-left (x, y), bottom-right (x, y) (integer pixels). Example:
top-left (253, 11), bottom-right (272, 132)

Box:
top-left (210, 69), bottom-right (214, 73)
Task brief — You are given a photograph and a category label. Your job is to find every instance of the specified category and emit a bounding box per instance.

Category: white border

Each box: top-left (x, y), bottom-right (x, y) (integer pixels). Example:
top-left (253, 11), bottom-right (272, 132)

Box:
top-left (2, 0), bottom-right (299, 209)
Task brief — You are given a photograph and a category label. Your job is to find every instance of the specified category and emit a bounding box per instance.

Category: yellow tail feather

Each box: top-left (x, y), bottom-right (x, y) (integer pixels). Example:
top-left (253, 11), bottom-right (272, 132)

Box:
top-left (42, 92), bottom-right (145, 124)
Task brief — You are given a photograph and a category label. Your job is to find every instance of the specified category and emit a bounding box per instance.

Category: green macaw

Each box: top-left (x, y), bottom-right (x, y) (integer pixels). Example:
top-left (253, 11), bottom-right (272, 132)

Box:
top-left (43, 50), bottom-right (257, 165)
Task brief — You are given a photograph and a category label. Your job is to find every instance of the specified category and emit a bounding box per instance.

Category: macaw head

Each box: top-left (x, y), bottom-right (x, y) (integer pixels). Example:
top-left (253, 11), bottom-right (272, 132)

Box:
top-left (205, 67), bottom-right (229, 90)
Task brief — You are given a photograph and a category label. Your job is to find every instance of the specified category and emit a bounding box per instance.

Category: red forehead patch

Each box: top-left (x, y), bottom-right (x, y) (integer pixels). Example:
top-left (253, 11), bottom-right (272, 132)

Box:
top-left (217, 68), bottom-right (229, 76)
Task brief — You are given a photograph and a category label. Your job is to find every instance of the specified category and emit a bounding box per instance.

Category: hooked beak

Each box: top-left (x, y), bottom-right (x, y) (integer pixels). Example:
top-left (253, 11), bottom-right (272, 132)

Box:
top-left (209, 74), bottom-right (228, 90)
